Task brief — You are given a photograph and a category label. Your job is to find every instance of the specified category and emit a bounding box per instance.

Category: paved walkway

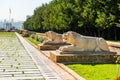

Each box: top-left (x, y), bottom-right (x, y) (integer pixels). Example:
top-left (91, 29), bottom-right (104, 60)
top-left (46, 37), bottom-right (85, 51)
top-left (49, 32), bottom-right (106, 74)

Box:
top-left (0, 32), bottom-right (44, 80)
top-left (16, 33), bottom-right (84, 80)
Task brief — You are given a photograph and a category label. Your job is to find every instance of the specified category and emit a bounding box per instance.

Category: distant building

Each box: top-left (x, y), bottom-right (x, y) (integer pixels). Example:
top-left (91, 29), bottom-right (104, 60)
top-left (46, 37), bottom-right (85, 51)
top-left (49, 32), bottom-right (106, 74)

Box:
top-left (2, 20), bottom-right (6, 29)
top-left (0, 20), bottom-right (23, 30)
top-left (5, 22), bottom-right (12, 31)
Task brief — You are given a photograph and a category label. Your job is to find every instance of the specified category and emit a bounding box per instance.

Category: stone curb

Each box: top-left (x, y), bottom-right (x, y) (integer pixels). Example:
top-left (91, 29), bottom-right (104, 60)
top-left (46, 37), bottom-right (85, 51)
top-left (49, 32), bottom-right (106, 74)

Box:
top-left (57, 63), bottom-right (85, 80)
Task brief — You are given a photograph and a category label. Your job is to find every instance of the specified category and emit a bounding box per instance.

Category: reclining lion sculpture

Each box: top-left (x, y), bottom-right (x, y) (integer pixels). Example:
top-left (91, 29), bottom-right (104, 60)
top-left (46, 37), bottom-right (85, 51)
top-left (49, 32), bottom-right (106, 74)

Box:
top-left (43, 31), bottom-right (64, 44)
top-left (38, 31), bottom-right (69, 50)
top-left (59, 31), bottom-right (109, 52)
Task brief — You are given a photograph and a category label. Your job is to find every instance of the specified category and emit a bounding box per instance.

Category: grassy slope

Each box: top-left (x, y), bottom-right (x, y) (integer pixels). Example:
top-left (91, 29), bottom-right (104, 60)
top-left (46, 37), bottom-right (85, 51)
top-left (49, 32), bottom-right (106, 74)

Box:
top-left (25, 37), bottom-right (39, 46)
top-left (107, 40), bottom-right (120, 42)
top-left (67, 64), bottom-right (120, 80)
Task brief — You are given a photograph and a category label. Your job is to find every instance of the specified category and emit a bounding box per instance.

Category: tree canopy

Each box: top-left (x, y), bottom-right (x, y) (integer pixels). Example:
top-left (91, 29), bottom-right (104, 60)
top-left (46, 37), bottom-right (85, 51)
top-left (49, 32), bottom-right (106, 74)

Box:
top-left (24, 0), bottom-right (120, 40)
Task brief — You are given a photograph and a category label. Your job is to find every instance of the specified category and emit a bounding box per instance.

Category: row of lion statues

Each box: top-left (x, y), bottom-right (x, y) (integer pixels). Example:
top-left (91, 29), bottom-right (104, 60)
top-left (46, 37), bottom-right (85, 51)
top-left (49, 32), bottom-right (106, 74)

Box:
top-left (44, 31), bottom-right (109, 52)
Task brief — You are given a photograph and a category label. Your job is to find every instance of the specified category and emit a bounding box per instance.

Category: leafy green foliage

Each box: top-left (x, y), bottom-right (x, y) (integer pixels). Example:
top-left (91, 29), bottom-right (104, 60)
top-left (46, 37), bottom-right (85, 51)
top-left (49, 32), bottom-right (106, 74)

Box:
top-left (30, 34), bottom-right (45, 43)
top-left (24, 0), bottom-right (120, 40)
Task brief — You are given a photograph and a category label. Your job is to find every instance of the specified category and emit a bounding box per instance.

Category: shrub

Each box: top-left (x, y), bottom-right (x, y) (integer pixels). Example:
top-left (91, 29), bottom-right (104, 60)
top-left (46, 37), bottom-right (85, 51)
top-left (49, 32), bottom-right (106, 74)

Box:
top-left (37, 37), bottom-right (44, 43)
top-left (30, 34), bottom-right (46, 43)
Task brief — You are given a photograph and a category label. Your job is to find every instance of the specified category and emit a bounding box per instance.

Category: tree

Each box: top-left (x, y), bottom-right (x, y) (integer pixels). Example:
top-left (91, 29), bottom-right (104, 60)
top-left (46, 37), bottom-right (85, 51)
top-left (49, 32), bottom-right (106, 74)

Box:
top-left (24, 0), bottom-right (120, 40)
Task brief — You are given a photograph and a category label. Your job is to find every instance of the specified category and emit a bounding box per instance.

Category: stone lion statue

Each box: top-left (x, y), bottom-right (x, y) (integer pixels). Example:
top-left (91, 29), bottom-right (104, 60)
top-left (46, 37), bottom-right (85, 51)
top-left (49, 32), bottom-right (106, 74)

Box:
top-left (45, 31), bottom-right (63, 43)
top-left (59, 31), bottom-right (109, 52)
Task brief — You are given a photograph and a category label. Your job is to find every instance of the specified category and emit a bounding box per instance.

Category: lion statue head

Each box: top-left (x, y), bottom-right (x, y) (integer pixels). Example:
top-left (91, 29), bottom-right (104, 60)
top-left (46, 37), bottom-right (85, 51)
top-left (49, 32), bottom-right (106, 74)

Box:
top-left (62, 31), bottom-right (83, 45)
top-left (45, 31), bottom-right (63, 43)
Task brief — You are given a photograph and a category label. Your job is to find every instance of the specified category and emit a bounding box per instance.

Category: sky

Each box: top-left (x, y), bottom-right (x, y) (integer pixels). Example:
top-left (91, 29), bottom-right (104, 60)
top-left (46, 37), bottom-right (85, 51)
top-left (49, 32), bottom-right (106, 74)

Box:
top-left (0, 0), bottom-right (52, 21)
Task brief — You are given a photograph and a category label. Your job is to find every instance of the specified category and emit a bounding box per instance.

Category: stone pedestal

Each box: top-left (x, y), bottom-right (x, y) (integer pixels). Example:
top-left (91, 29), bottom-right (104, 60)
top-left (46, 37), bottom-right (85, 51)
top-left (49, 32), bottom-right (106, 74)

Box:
top-left (38, 44), bottom-right (60, 50)
top-left (38, 42), bottom-right (70, 50)
top-left (50, 51), bottom-right (117, 63)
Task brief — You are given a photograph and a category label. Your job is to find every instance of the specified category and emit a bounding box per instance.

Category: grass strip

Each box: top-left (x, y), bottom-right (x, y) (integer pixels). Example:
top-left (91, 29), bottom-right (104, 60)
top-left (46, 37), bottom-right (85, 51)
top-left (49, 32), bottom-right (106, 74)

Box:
top-left (25, 37), bottom-right (39, 46)
top-left (67, 64), bottom-right (120, 80)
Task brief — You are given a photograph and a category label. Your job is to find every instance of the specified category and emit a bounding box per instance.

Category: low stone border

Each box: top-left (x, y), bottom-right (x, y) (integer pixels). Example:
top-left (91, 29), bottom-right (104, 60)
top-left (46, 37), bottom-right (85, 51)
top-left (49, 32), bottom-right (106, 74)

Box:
top-left (57, 63), bottom-right (85, 80)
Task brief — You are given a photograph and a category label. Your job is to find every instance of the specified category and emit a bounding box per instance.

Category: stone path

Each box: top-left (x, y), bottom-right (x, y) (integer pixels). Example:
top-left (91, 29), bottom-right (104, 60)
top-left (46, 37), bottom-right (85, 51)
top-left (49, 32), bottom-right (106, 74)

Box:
top-left (16, 33), bottom-right (63, 80)
top-left (0, 32), bottom-right (44, 80)
top-left (16, 33), bottom-right (85, 80)
top-left (0, 32), bottom-right (85, 80)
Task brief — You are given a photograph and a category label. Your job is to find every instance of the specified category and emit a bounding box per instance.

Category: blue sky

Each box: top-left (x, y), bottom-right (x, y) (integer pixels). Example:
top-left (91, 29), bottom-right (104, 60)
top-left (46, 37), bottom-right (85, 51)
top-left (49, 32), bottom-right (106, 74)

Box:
top-left (0, 0), bottom-right (52, 21)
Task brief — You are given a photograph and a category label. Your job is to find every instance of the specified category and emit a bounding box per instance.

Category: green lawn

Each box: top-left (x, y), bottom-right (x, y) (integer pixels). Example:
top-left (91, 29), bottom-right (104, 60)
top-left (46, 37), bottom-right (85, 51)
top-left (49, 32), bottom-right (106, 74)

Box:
top-left (67, 64), bottom-right (120, 80)
top-left (107, 40), bottom-right (120, 42)
top-left (0, 32), bottom-right (15, 37)
top-left (25, 37), bottom-right (39, 46)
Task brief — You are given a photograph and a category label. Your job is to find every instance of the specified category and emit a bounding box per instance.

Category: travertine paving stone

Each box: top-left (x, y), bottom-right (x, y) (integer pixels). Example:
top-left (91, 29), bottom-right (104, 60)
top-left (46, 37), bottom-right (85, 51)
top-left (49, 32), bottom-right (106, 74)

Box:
top-left (0, 32), bottom-right (44, 80)
top-left (17, 32), bottom-right (84, 80)
top-left (16, 33), bottom-right (64, 80)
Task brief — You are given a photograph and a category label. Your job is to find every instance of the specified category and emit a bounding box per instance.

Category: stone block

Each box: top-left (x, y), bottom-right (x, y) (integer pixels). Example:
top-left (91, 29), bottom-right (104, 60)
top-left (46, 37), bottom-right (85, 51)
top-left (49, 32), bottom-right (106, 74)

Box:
top-left (38, 44), bottom-right (60, 50)
top-left (50, 51), bottom-right (117, 63)
top-left (38, 43), bottom-right (70, 50)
